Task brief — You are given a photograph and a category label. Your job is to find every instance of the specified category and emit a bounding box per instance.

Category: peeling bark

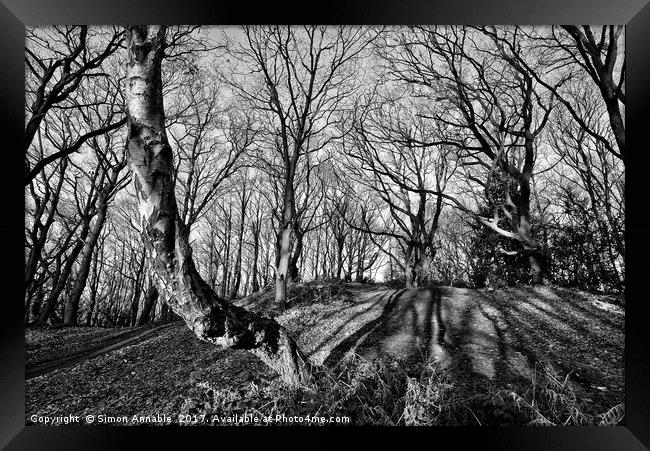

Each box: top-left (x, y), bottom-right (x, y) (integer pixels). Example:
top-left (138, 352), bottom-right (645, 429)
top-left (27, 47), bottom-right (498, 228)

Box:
top-left (124, 25), bottom-right (310, 385)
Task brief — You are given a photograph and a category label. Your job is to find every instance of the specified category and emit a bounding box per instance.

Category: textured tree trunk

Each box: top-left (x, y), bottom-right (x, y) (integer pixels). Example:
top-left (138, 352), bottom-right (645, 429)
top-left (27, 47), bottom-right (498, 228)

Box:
top-left (601, 84), bottom-right (625, 158)
top-left (28, 286), bottom-right (43, 325)
top-left (275, 225), bottom-right (292, 308)
top-left (335, 234), bottom-right (345, 280)
top-left (250, 223), bottom-right (260, 293)
top-left (288, 229), bottom-right (303, 282)
top-left (129, 253), bottom-right (146, 326)
top-left (124, 26), bottom-right (309, 385)
top-left (414, 244), bottom-right (433, 288)
top-left (313, 233), bottom-right (321, 280)
top-left (85, 246), bottom-right (102, 326)
top-left (34, 224), bottom-right (89, 326)
top-left (136, 285), bottom-right (159, 326)
top-left (85, 290), bottom-right (97, 326)
top-left (160, 303), bottom-right (169, 322)
top-left (529, 253), bottom-right (544, 285)
top-left (355, 241), bottom-right (364, 282)
top-left (228, 206), bottom-right (246, 300)
top-left (405, 244), bottom-right (418, 289)
top-left (518, 162), bottom-right (546, 285)
top-left (220, 206), bottom-right (232, 298)
top-left (64, 194), bottom-right (111, 325)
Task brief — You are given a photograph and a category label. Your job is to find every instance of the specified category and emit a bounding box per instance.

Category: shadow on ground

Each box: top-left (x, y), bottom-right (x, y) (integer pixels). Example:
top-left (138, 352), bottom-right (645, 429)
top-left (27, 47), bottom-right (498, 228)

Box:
top-left (312, 284), bottom-right (623, 414)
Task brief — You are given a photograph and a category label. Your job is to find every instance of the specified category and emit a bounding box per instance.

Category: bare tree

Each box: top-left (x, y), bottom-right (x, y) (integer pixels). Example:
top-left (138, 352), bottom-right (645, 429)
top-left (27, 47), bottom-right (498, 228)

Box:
top-left (380, 26), bottom-right (560, 283)
top-left (123, 25), bottom-right (309, 385)
top-left (63, 135), bottom-right (129, 324)
top-left (222, 25), bottom-right (374, 307)
top-left (531, 26), bottom-right (625, 161)
top-left (25, 26), bottom-right (126, 185)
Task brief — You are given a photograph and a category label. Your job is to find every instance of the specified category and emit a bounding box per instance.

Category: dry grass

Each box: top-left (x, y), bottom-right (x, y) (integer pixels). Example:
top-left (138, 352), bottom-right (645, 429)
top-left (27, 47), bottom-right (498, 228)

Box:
top-left (180, 353), bottom-right (624, 426)
top-left (504, 363), bottom-right (625, 426)
top-left (26, 281), bottom-right (624, 426)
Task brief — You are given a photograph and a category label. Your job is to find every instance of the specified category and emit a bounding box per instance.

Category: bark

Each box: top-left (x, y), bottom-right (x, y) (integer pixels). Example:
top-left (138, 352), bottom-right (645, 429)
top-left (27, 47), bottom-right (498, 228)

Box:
top-left (275, 225), bottom-right (292, 307)
top-left (25, 159), bottom-right (67, 297)
top-left (275, 147), bottom-right (299, 306)
top-left (124, 25), bottom-right (309, 385)
top-left (560, 26), bottom-right (625, 159)
top-left (518, 130), bottom-right (547, 285)
top-left (335, 237), bottom-right (345, 280)
top-left (33, 223), bottom-right (89, 326)
top-left (28, 287), bottom-right (44, 325)
top-left (228, 195), bottom-right (247, 300)
top-left (136, 285), bottom-right (159, 326)
top-left (405, 243), bottom-right (417, 289)
top-left (312, 233), bottom-right (321, 280)
top-left (220, 205), bottom-right (232, 298)
top-left (85, 245), bottom-right (103, 326)
top-left (160, 303), bottom-right (170, 322)
top-left (355, 239), bottom-right (364, 282)
top-left (129, 252), bottom-right (147, 326)
top-left (250, 216), bottom-right (261, 293)
top-left (288, 228), bottom-right (303, 282)
top-left (63, 169), bottom-right (119, 325)
top-left (528, 251), bottom-right (545, 285)
top-left (262, 234), bottom-right (271, 287)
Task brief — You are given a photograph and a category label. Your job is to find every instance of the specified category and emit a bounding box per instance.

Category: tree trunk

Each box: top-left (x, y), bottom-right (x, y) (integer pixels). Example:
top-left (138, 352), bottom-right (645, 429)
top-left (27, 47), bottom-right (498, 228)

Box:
top-left (136, 285), bottom-right (159, 326)
top-left (34, 224), bottom-right (89, 326)
top-left (160, 303), bottom-right (169, 322)
top-left (85, 245), bottom-right (102, 326)
top-left (275, 225), bottom-right (292, 308)
top-left (355, 240), bottom-right (364, 282)
top-left (527, 249), bottom-right (546, 285)
top-left (288, 229), bottom-right (303, 282)
top-left (25, 159), bottom-right (67, 298)
top-left (335, 238), bottom-right (344, 280)
top-left (129, 256), bottom-right (145, 326)
top-left (250, 225), bottom-right (260, 293)
top-left (313, 233), bottom-right (321, 280)
top-left (602, 85), bottom-right (625, 158)
top-left (405, 244), bottom-right (418, 289)
top-left (63, 193), bottom-right (111, 325)
top-left (220, 206), bottom-right (232, 298)
top-left (228, 207), bottom-right (246, 300)
top-left (124, 25), bottom-right (309, 385)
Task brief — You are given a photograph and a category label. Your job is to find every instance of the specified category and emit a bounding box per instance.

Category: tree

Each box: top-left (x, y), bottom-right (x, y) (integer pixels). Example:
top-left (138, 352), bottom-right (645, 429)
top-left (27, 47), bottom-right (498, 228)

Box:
top-left (25, 26), bottom-right (126, 185)
top-left (343, 87), bottom-right (454, 288)
top-left (222, 25), bottom-right (374, 308)
top-left (63, 135), bottom-right (128, 324)
top-left (123, 25), bottom-right (309, 385)
top-left (541, 26), bottom-right (625, 161)
top-left (380, 26), bottom-right (559, 283)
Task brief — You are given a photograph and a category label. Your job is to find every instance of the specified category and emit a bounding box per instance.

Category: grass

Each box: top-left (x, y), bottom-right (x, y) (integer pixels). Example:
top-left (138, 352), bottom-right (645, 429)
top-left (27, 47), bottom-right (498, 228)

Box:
top-left (180, 352), bottom-right (624, 426)
top-left (504, 362), bottom-right (625, 426)
top-left (26, 281), bottom-right (624, 426)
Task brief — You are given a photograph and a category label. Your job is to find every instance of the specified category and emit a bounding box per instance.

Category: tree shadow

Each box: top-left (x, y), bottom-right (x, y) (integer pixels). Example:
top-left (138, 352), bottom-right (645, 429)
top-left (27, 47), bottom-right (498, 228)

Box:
top-left (323, 289), bottom-right (408, 367)
top-left (324, 287), bottom-right (448, 371)
top-left (438, 286), bottom-right (624, 415)
top-left (302, 290), bottom-right (394, 357)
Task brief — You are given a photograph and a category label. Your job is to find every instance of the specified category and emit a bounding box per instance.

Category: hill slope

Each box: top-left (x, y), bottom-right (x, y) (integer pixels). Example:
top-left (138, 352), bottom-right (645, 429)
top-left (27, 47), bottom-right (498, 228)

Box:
top-left (26, 283), bottom-right (624, 425)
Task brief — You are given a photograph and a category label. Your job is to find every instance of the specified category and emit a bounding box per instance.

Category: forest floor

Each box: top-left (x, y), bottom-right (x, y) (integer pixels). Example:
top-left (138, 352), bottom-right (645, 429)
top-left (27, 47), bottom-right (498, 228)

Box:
top-left (25, 283), bottom-right (624, 426)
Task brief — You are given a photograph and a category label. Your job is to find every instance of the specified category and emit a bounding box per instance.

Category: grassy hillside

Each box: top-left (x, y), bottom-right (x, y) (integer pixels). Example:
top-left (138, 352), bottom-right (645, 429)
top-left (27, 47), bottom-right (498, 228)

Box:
top-left (25, 282), bottom-right (624, 426)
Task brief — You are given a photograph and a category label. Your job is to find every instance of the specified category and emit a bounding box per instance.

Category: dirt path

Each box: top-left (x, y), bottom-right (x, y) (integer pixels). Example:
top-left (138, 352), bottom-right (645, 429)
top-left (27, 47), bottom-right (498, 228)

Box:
top-left (25, 322), bottom-right (179, 380)
top-left (25, 284), bottom-right (623, 422)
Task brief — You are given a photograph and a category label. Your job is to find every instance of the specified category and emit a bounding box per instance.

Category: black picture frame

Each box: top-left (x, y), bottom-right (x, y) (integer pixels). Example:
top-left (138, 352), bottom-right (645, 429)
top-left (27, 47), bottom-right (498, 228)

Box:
top-left (2, 0), bottom-right (649, 449)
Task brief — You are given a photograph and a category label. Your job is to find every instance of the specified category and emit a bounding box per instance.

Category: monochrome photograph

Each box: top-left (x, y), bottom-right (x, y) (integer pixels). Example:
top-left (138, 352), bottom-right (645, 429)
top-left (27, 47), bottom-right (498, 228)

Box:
top-left (25, 25), bottom-right (625, 426)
